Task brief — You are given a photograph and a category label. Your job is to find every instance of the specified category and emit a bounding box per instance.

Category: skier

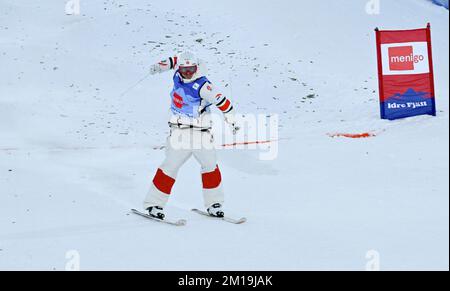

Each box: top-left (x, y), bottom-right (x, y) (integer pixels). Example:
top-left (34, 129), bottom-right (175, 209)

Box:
top-left (143, 51), bottom-right (239, 220)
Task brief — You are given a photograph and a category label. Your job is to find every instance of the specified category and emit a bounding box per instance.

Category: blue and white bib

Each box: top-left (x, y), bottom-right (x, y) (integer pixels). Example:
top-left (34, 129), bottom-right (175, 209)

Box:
top-left (170, 72), bottom-right (210, 118)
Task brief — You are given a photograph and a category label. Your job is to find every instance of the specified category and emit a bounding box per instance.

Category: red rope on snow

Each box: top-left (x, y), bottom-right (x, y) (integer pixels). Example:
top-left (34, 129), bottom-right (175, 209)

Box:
top-left (327, 132), bottom-right (377, 139)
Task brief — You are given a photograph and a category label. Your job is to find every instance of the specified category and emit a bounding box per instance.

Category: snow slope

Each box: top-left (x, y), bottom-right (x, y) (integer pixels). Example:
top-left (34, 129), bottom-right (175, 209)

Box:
top-left (0, 0), bottom-right (448, 270)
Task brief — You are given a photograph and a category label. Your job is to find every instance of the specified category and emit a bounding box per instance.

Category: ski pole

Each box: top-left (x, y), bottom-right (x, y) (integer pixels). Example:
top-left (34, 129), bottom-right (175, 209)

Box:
top-left (118, 72), bottom-right (151, 98)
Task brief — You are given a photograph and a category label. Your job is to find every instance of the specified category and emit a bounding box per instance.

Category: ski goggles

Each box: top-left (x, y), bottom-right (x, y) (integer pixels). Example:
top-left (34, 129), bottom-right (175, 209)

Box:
top-left (178, 65), bottom-right (197, 75)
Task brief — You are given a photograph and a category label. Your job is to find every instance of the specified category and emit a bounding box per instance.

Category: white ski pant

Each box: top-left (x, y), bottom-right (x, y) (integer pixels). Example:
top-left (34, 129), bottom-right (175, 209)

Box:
top-left (143, 128), bottom-right (224, 210)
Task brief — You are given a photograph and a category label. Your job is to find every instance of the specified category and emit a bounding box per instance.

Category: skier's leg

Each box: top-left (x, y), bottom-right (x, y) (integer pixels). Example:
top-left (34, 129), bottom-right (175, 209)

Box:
top-left (143, 131), bottom-right (192, 210)
top-left (192, 131), bottom-right (224, 209)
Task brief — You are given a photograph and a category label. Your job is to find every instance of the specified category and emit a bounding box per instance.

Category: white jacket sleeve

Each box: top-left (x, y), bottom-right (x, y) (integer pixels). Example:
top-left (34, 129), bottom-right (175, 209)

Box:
top-left (199, 82), bottom-right (238, 132)
top-left (199, 82), bottom-right (234, 114)
top-left (149, 56), bottom-right (177, 75)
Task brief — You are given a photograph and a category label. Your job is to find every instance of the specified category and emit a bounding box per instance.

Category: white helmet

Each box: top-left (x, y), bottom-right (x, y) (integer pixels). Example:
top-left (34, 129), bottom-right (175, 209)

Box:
top-left (177, 51), bottom-right (199, 67)
top-left (176, 51), bottom-right (200, 82)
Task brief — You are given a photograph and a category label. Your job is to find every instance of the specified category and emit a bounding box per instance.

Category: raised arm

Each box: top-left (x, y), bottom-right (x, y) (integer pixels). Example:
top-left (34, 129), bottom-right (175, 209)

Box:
top-left (149, 56), bottom-right (178, 75)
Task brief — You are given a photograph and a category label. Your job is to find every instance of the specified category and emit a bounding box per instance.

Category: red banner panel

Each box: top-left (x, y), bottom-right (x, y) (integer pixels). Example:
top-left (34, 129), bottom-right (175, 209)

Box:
top-left (375, 24), bottom-right (437, 120)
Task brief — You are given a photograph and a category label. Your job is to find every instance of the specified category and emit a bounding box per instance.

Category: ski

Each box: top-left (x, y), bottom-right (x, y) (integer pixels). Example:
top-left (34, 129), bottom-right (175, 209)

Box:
top-left (191, 208), bottom-right (247, 224)
top-left (131, 209), bottom-right (187, 226)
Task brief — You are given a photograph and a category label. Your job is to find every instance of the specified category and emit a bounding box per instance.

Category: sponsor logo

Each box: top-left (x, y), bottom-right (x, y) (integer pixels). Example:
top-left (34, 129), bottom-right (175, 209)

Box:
top-left (388, 46), bottom-right (425, 71)
top-left (192, 83), bottom-right (200, 90)
top-left (173, 92), bottom-right (184, 108)
top-left (387, 101), bottom-right (428, 109)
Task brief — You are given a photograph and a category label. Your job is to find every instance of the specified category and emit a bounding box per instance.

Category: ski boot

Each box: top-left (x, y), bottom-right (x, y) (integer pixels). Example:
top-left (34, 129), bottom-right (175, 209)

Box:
top-left (147, 206), bottom-right (165, 220)
top-left (207, 203), bottom-right (224, 218)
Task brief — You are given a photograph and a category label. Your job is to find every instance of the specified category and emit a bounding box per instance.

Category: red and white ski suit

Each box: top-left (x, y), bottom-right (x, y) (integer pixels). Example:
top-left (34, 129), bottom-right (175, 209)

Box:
top-left (143, 56), bottom-right (236, 210)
